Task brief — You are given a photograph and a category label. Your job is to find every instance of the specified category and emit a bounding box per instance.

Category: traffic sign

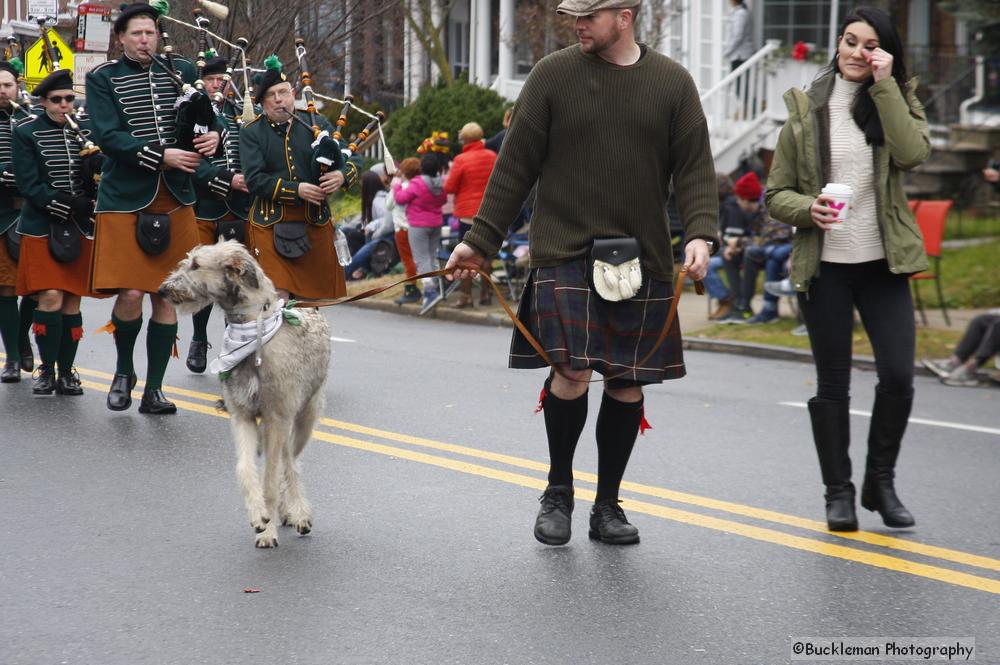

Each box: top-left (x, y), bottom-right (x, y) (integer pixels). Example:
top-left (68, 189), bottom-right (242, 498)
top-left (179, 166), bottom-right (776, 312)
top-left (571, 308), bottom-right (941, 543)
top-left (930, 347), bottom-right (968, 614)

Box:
top-left (24, 29), bottom-right (75, 92)
top-left (76, 3), bottom-right (114, 53)
top-left (28, 0), bottom-right (59, 17)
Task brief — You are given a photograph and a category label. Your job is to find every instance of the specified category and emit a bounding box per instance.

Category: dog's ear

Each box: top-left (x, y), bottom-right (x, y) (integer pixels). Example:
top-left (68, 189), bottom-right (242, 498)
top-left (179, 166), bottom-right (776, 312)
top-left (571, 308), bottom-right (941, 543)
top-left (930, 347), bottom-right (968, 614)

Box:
top-left (222, 254), bottom-right (260, 290)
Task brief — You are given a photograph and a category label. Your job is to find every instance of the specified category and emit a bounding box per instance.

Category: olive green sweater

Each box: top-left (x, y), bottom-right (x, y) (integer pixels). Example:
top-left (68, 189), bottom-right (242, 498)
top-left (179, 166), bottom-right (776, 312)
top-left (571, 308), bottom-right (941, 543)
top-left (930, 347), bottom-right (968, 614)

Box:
top-left (463, 45), bottom-right (719, 281)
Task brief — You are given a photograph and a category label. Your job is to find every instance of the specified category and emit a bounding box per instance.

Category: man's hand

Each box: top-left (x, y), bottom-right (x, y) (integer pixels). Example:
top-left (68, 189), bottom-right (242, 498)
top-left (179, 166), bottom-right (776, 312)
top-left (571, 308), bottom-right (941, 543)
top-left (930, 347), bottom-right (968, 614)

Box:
top-left (683, 238), bottom-right (711, 281)
top-left (983, 167), bottom-right (999, 184)
top-left (319, 170), bottom-right (346, 195)
top-left (444, 241), bottom-right (487, 281)
top-left (163, 148), bottom-right (202, 173)
top-left (231, 174), bottom-right (249, 193)
top-left (193, 131), bottom-right (220, 157)
top-left (297, 182), bottom-right (326, 205)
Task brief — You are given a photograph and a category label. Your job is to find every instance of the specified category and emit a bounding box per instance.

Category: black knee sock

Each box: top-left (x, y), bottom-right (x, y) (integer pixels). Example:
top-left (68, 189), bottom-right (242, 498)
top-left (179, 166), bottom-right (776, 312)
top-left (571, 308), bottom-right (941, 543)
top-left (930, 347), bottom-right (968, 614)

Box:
top-left (33, 310), bottom-right (63, 367)
top-left (595, 392), bottom-right (644, 503)
top-left (191, 305), bottom-right (212, 343)
top-left (540, 377), bottom-right (588, 487)
top-left (112, 313), bottom-right (142, 376)
top-left (0, 295), bottom-right (19, 358)
top-left (18, 297), bottom-right (36, 355)
top-left (57, 313), bottom-right (84, 375)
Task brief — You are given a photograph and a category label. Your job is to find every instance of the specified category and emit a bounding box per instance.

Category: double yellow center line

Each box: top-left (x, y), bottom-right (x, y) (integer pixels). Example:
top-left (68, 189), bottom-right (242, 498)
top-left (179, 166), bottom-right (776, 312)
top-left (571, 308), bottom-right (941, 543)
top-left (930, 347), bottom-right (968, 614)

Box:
top-left (23, 361), bottom-right (1000, 596)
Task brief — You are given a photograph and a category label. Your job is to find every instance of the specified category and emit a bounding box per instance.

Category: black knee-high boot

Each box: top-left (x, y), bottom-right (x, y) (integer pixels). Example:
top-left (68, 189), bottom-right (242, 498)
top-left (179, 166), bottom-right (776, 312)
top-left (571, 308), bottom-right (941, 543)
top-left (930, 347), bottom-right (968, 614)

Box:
top-left (861, 389), bottom-right (915, 528)
top-left (808, 397), bottom-right (857, 531)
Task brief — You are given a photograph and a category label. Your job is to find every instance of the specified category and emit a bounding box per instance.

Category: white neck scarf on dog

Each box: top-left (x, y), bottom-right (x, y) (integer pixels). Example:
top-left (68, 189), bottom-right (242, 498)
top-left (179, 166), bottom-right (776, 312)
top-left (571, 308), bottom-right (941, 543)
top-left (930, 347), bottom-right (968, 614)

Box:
top-left (209, 299), bottom-right (303, 378)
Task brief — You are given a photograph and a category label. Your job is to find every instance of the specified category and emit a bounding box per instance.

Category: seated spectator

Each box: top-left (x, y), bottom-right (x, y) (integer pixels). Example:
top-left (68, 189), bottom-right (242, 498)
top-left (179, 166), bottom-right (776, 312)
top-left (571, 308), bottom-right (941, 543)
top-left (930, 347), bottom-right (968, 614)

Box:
top-left (922, 310), bottom-right (1000, 387)
top-left (345, 170), bottom-right (395, 280)
top-left (741, 215), bottom-right (793, 324)
top-left (704, 172), bottom-right (767, 322)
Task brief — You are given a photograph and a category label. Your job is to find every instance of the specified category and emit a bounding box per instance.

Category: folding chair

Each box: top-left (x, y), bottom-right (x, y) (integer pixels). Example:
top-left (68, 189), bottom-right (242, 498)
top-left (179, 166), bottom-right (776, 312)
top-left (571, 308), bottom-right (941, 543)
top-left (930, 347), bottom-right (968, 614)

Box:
top-left (910, 199), bottom-right (952, 327)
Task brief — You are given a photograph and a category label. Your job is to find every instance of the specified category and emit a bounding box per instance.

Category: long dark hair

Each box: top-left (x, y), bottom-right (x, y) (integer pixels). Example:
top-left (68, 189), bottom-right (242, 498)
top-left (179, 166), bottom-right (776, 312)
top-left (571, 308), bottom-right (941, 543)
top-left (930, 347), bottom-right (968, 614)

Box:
top-left (829, 6), bottom-right (909, 146)
top-left (360, 171), bottom-right (386, 225)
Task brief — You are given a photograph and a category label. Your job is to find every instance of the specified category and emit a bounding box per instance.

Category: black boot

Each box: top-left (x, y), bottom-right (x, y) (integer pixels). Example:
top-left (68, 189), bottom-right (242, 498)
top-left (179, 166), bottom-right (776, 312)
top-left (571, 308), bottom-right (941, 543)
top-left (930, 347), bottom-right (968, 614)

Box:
top-left (107, 372), bottom-right (137, 411)
top-left (589, 499), bottom-right (640, 545)
top-left (534, 485), bottom-right (574, 545)
top-left (1, 358), bottom-right (20, 383)
top-left (808, 397), bottom-right (858, 531)
top-left (861, 389), bottom-right (916, 528)
top-left (186, 340), bottom-right (210, 373)
top-left (138, 388), bottom-right (177, 414)
top-left (55, 369), bottom-right (84, 396)
top-left (20, 346), bottom-right (33, 373)
top-left (32, 364), bottom-right (56, 395)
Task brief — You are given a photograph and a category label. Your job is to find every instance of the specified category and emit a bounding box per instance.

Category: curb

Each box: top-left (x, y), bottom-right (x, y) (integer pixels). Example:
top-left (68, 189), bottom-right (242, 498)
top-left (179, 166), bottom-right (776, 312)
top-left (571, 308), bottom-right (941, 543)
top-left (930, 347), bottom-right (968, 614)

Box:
top-left (346, 299), bottom-right (936, 377)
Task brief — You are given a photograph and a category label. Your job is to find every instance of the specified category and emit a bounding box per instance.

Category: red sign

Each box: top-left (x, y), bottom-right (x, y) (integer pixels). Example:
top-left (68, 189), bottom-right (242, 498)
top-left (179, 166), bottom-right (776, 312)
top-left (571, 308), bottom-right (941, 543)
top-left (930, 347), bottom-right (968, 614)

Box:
top-left (75, 3), bottom-right (114, 52)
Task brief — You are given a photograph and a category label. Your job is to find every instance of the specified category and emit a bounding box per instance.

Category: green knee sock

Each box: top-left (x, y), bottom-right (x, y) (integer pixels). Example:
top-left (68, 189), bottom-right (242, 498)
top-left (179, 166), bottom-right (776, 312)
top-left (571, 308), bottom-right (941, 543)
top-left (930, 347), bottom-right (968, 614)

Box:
top-left (33, 309), bottom-right (63, 367)
top-left (0, 295), bottom-right (19, 358)
top-left (145, 320), bottom-right (178, 392)
top-left (57, 313), bottom-right (84, 375)
top-left (112, 313), bottom-right (143, 376)
top-left (18, 296), bottom-right (36, 352)
top-left (191, 305), bottom-right (212, 343)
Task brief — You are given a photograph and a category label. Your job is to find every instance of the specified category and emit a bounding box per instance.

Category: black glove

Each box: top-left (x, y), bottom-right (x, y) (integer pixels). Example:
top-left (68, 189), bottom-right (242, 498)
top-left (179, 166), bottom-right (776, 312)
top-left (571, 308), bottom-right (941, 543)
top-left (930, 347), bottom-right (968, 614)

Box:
top-left (70, 196), bottom-right (95, 228)
top-left (81, 153), bottom-right (104, 197)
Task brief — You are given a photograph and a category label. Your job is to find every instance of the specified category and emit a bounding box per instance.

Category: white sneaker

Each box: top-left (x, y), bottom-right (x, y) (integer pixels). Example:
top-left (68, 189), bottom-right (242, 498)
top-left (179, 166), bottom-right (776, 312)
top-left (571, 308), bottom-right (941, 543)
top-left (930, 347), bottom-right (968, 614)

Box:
top-left (791, 323), bottom-right (809, 337)
top-left (942, 365), bottom-right (980, 387)
top-left (921, 357), bottom-right (957, 379)
top-left (764, 278), bottom-right (796, 298)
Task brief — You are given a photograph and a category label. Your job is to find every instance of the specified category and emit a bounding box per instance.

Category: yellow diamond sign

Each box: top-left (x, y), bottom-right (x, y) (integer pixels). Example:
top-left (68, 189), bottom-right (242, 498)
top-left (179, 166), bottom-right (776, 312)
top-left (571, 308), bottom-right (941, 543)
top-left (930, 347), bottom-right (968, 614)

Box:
top-left (24, 30), bottom-right (75, 92)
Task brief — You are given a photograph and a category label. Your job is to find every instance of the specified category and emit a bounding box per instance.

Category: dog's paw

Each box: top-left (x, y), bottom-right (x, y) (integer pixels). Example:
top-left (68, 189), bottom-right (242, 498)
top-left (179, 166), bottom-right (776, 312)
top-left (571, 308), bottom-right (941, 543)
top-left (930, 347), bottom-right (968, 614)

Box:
top-left (250, 514), bottom-right (271, 533)
top-left (295, 519), bottom-right (312, 536)
top-left (254, 524), bottom-right (279, 548)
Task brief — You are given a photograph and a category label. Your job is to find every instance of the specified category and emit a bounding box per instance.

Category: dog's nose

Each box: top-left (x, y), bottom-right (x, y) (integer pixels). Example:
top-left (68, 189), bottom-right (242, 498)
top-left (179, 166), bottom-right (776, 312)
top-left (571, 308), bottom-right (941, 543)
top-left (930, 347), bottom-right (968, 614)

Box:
top-left (157, 286), bottom-right (169, 299)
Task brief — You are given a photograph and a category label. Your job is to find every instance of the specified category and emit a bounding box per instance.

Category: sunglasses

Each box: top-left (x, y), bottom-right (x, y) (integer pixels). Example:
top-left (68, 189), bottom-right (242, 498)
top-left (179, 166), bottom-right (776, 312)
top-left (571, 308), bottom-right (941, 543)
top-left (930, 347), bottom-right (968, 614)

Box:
top-left (47, 94), bottom-right (75, 104)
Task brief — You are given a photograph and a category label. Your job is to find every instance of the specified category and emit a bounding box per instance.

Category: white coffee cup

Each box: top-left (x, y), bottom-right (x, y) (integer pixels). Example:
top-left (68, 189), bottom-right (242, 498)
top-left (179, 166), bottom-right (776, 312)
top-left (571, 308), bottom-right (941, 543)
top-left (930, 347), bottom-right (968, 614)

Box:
top-left (821, 183), bottom-right (853, 230)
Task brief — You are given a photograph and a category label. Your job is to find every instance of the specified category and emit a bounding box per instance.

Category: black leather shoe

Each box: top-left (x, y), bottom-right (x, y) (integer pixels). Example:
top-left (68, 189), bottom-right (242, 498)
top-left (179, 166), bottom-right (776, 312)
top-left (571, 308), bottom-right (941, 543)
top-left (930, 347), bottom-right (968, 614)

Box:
top-left (861, 477), bottom-right (915, 528)
top-left (589, 499), bottom-right (640, 545)
top-left (31, 364), bottom-right (56, 395)
top-left (186, 340), bottom-right (210, 374)
top-left (1, 358), bottom-right (20, 383)
top-left (138, 388), bottom-right (177, 414)
top-left (55, 369), bottom-right (84, 396)
top-left (20, 348), bottom-right (33, 373)
top-left (825, 487), bottom-right (859, 532)
top-left (107, 372), bottom-right (137, 411)
top-left (534, 485), bottom-right (574, 545)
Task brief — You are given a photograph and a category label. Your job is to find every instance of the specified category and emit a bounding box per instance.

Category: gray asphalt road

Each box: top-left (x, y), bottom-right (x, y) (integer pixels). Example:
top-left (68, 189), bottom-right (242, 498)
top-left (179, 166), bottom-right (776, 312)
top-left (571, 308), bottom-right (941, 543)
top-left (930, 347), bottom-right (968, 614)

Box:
top-left (2, 301), bottom-right (998, 665)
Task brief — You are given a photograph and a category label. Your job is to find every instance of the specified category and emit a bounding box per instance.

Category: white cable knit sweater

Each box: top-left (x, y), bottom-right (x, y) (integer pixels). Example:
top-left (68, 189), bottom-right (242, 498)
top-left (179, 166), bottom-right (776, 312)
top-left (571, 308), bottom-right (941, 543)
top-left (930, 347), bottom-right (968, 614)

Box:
top-left (823, 75), bottom-right (885, 264)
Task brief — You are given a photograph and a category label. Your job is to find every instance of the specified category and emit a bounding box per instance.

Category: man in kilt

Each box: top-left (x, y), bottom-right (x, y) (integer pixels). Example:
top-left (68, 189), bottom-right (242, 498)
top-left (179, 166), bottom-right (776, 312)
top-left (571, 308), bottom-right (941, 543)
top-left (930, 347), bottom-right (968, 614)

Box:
top-left (0, 60), bottom-right (36, 383)
top-left (85, 2), bottom-right (226, 414)
top-left (11, 69), bottom-right (100, 396)
top-left (239, 57), bottom-right (361, 301)
top-left (447, 0), bottom-right (718, 545)
top-left (187, 54), bottom-right (251, 373)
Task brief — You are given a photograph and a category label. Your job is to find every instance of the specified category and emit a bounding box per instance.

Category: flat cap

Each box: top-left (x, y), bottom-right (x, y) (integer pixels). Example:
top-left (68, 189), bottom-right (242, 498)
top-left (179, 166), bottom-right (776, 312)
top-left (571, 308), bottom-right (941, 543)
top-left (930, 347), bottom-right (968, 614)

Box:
top-left (33, 68), bottom-right (73, 98)
top-left (555, 0), bottom-right (640, 16)
top-left (114, 3), bottom-right (161, 34)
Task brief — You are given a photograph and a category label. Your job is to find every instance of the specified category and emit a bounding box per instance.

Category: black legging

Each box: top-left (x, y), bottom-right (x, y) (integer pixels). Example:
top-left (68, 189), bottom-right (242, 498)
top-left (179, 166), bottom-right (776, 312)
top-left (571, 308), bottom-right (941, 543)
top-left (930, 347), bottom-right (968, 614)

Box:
top-left (797, 260), bottom-right (915, 402)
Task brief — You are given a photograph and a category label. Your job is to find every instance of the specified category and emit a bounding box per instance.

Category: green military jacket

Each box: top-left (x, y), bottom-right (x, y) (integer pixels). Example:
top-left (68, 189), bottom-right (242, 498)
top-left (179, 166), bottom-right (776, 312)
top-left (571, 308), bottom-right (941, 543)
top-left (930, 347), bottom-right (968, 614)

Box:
top-left (195, 98), bottom-right (252, 221)
top-left (12, 111), bottom-right (96, 238)
top-left (85, 53), bottom-right (224, 213)
top-left (239, 109), bottom-right (361, 226)
top-left (0, 103), bottom-right (34, 235)
top-left (765, 72), bottom-right (931, 292)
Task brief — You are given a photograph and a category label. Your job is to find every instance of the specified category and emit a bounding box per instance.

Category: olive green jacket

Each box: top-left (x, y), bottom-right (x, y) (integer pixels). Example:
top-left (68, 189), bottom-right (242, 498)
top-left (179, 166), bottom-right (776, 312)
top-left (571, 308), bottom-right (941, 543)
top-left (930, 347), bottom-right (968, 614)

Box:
top-left (764, 72), bottom-right (930, 292)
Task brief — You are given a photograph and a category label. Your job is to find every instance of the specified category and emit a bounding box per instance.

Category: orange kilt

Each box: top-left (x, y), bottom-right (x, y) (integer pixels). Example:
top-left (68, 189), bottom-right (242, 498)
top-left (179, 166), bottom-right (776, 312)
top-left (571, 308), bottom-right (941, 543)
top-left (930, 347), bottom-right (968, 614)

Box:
top-left (16, 235), bottom-right (96, 297)
top-left (0, 234), bottom-right (16, 287)
top-left (247, 214), bottom-right (346, 300)
top-left (195, 214), bottom-right (246, 246)
top-left (91, 185), bottom-right (199, 294)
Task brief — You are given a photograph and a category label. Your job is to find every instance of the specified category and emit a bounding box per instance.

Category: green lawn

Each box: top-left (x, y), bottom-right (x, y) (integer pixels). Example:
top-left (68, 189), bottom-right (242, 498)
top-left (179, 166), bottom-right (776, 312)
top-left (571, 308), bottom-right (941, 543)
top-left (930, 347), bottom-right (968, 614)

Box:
top-left (944, 212), bottom-right (1000, 240)
top-left (920, 239), bottom-right (1000, 308)
top-left (695, 318), bottom-right (963, 359)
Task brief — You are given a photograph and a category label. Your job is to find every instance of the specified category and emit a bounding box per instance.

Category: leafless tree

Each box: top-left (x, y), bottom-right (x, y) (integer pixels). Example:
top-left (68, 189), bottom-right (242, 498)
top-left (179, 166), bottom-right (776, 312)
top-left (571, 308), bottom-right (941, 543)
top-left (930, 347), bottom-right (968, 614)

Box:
top-left (399, 0), bottom-right (461, 85)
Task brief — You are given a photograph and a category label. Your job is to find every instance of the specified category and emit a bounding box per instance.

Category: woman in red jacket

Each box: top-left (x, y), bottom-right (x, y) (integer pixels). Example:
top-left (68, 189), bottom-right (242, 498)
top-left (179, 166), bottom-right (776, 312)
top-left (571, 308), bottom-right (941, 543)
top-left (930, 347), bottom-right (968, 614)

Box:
top-left (444, 122), bottom-right (497, 307)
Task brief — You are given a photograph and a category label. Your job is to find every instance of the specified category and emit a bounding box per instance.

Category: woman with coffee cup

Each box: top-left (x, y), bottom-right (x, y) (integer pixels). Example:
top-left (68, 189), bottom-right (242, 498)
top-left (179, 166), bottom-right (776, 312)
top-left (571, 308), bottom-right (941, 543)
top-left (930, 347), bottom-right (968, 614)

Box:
top-left (765, 7), bottom-right (930, 532)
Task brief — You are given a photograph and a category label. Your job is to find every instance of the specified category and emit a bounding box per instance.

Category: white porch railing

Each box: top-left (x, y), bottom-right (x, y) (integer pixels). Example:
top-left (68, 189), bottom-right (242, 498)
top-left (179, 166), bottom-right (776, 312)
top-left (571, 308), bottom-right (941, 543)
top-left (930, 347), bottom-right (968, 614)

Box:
top-left (700, 39), bottom-right (782, 173)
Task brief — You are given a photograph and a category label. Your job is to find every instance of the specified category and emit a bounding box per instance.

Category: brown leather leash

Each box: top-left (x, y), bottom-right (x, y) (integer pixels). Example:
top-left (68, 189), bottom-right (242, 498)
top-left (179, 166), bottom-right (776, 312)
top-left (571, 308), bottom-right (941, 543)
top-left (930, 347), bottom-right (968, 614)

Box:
top-left (295, 268), bottom-right (703, 384)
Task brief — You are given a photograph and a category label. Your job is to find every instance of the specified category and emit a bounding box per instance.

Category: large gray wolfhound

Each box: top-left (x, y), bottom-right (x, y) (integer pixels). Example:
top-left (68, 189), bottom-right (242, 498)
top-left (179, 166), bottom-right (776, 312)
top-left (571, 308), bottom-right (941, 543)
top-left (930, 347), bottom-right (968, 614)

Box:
top-left (159, 240), bottom-right (331, 548)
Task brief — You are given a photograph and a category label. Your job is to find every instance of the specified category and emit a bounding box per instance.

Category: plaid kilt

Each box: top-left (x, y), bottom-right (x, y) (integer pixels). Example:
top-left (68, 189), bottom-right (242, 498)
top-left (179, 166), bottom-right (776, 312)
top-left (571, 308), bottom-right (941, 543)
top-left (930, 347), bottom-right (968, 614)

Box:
top-left (509, 259), bottom-right (685, 387)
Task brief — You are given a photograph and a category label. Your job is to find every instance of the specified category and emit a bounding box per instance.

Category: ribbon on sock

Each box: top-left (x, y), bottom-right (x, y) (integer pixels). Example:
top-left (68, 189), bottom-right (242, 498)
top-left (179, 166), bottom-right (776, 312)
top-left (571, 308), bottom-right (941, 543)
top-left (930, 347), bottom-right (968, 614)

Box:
top-left (32, 323), bottom-right (46, 337)
top-left (639, 406), bottom-right (652, 436)
top-left (534, 385), bottom-right (547, 414)
top-left (95, 320), bottom-right (116, 335)
top-left (70, 327), bottom-right (84, 342)
top-left (172, 336), bottom-right (180, 359)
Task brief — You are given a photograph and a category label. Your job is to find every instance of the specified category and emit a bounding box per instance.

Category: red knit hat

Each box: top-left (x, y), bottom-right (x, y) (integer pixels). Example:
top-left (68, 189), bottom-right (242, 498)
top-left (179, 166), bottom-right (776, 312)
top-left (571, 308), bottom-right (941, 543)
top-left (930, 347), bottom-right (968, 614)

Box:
top-left (733, 172), bottom-right (762, 201)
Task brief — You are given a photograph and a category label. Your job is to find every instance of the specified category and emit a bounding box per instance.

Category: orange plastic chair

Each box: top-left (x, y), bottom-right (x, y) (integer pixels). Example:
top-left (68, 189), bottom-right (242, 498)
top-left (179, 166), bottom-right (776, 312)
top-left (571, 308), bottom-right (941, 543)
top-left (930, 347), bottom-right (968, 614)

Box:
top-left (910, 199), bottom-right (952, 326)
top-left (908, 199), bottom-right (920, 213)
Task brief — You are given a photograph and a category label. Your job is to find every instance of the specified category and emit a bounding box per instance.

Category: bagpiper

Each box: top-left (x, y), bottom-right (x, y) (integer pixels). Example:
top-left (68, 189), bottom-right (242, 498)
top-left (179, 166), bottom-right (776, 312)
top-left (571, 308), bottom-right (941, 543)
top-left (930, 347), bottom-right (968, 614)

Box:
top-left (187, 53), bottom-right (251, 373)
top-left (0, 58), bottom-right (36, 383)
top-left (11, 69), bottom-right (99, 396)
top-left (85, 1), bottom-right (228, 414)
top-left (239, 56), bottom-right (361, 301)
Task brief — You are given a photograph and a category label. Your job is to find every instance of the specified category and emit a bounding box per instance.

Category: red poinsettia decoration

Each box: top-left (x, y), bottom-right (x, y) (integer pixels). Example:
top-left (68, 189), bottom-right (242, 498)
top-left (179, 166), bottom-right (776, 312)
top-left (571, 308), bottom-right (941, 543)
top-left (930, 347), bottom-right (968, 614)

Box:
top-left (791, 41), bottom-right (810, 61)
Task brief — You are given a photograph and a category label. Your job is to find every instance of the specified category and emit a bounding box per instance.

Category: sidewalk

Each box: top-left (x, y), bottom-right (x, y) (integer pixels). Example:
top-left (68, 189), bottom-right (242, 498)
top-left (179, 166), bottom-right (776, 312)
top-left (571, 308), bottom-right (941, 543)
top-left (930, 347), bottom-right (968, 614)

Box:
top-left (346, 275), bottom-right (986, 377)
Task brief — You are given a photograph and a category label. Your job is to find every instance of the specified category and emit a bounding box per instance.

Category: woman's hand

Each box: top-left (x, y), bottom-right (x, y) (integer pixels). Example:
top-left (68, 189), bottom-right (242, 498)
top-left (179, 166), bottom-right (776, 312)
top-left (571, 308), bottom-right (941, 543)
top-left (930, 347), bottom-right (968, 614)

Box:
top-left (810, 194), bottom-right (839, 231)
top-left (865, 47), bottom-right (893, 83)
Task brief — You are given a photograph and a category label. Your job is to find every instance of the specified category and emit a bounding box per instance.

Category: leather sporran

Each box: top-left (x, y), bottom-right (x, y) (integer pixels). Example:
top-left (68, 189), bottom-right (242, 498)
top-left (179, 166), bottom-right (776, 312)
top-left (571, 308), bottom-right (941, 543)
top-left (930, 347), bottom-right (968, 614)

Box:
top-left (135, 211), bottom-right (171, 255)
top-left (589, 237), bottom-right (642, 302)
top-left (216, 219), bottom-right (246, 245)
top-left (272, 221), bottom-right (311, 259)
top-left (49, 222), bottom-right (82, 263)
top-left (4, 227), bottom-right (20, 262)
